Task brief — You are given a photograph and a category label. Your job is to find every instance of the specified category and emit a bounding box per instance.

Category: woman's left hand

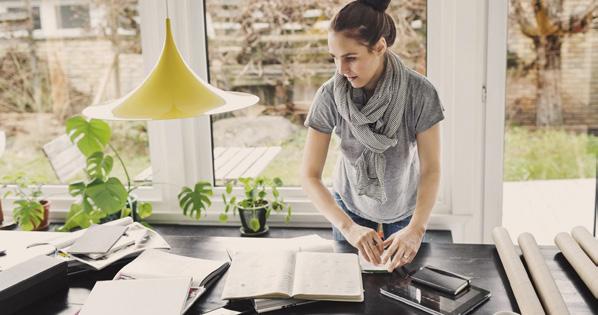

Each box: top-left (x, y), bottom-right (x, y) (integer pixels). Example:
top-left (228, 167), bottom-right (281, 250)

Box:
top-left (381, 224), bottom-right (425, 272)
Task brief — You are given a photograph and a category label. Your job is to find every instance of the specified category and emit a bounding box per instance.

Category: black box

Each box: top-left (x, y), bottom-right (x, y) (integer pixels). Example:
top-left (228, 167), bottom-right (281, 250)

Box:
top-left (0, 255), bottom-right (68, 314)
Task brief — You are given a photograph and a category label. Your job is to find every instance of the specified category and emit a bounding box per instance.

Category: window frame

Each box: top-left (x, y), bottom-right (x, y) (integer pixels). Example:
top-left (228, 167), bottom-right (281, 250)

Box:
top-left (149, 0), bottom-right (503, 243)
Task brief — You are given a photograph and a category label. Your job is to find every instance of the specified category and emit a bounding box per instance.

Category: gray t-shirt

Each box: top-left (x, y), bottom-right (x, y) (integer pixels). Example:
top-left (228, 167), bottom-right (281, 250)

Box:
top-left (304, 69), bottom-right (445, 223)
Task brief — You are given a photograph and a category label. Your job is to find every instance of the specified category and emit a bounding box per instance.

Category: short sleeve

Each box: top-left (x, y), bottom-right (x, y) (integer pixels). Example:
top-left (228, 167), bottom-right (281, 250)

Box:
top-left (414, 84), bottom-right (445, 134)
top-left (303, 81), bottom-right (338, 134)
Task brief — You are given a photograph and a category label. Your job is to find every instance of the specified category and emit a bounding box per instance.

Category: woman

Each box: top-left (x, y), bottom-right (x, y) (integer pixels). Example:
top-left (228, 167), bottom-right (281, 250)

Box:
top-left (300, 0), bottom-right (444, 272)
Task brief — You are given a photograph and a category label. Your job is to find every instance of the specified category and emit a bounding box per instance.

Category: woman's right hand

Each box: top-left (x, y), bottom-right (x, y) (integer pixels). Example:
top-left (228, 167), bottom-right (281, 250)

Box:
top-left (342, 223), bottom-right (384, 264)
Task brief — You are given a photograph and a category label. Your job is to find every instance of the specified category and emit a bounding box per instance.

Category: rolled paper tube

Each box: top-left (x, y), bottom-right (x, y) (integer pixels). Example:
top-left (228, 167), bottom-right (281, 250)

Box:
top-left (571, 226), bottom-right (598, 265)
top-left (492, 227), bottom-right (545, 315)
top-left (518, 233), bottom-right (569, 315)
top-left (554, 232), bottom-right (598, 298)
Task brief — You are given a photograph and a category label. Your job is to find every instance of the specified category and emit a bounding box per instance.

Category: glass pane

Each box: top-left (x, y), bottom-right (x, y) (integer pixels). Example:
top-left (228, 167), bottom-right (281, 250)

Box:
top-left (56, 5), bottom-right (90, 29)
top-left (6, 6), bottom-right (41, 30)
top-left (206, 0), bottom-right (427, 186)
top-left (0, 0), bottom-right (151, 188)
top-left (503, 0), bottom-right (597, 243)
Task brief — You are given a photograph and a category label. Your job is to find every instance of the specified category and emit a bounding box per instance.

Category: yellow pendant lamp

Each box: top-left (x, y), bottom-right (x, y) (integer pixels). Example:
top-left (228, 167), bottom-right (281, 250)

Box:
top-left (82, 18), bottom-right (258, 120)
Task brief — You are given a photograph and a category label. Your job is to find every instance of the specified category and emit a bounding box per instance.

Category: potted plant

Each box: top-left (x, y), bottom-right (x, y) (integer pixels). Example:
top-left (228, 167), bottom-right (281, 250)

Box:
top-left (59, 116), bottom-right (152, 231)
top-left (1, 173), bottom-right (50, 231)
top-left (220, 176), bottom-right (291, 236)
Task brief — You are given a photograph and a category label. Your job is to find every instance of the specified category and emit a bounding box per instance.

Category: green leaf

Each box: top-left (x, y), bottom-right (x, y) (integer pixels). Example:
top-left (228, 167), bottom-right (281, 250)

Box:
top-left (219, 213), bottom-right (228, 222)
top-left (13, 200), bottom-right (44, 231)
top-left (273, 177), bottom-right (283, 187)
top-left (89, 209), bottom-right (106, 224)
top-left (86, 178), bottom-right (128, 214)
top-left (249, 217), bottom-right (260, 232)
top-left (120, 207), bottom-right (132, 218)
top-left (178, 182), bottom-right (214, 221)
top-left (221, 194), bottom-right (227, 205)
top-left (66, 116), bottom-right (111, 157)
top-left (59, 203), bottom-right (92, 232)
top-left (68, 182), bottom-right (86, 197)
top-left (85, 152), bottom-right (113, 180)
top-left (138, 202), bottom-right (152, 219)
top-left (285, 205), bottom-right (292, 223)
top-left (226, 181), bottom-right (233, 194)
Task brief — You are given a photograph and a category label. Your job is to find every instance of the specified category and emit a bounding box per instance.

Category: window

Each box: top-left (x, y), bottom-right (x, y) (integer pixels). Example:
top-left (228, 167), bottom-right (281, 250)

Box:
top-left (205, 0), bottom-right (427, 187)
top-left (6, 6), bottom-right (41, 30)
top-left (502, 0), bottom-right (597, 244)
top-left (0, 0), bottom-right (150, 188)
top-left (56, 4), bottom-right (90, 29)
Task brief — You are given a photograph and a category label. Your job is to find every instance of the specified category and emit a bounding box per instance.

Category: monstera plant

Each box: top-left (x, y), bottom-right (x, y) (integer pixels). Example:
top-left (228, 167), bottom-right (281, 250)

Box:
top-left (59, 116), bottom-right (152, 231)
top-left (178, 181), bottom-right (213, 221)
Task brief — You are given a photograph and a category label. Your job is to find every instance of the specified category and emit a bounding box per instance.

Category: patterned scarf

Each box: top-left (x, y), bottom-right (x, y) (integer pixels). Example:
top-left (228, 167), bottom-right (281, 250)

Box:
top-left (333, 51), bottom-right (409, 203)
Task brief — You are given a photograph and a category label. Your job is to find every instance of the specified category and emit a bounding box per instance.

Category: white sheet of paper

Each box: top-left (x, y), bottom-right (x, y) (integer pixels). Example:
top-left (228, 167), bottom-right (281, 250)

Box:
top-left (80, 277), bottom-right (191, 315)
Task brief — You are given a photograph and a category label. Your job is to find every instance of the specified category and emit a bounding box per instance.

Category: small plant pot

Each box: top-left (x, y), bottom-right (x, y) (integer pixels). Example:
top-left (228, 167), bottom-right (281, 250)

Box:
top-left (237, 201), bottom-right (269, 236)
top-left (33, 200), bottom-right (50, 231)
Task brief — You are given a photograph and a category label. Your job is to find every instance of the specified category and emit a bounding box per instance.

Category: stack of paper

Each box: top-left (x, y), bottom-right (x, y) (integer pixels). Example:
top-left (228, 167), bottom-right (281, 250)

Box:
top-left (0, 218), bottom-right (170, 272)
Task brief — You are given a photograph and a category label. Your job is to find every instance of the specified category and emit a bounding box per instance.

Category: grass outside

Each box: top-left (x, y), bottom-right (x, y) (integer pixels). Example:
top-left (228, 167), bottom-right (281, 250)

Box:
top-left (503, 127), bottom-right (597, 181)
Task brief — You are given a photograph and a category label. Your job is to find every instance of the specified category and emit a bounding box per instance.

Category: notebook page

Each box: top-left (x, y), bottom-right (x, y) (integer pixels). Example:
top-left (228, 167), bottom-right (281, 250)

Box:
top-left (291, 252), bottom-right (363, 301)
top-left (221, 251), bottom-right (296, 299)
top-left (114, 249), bottom-right (227, 287)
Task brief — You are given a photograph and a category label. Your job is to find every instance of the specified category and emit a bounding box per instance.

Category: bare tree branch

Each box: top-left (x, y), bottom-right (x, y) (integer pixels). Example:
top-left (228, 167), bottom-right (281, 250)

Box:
top-left (511, 0), bottom-right (540, 38)
top-left (560, 0), bottom-right (598, 34)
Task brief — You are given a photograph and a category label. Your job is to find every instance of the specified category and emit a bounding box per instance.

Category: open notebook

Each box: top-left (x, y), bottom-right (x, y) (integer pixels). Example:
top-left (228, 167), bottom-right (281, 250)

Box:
top-left (221, 251), bottom-right (363, 302)
top-left (113, 249), bottom-right (230, 313)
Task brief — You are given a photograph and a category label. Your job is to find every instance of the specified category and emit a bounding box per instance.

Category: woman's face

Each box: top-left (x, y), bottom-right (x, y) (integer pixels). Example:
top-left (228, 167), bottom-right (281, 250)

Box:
top-left (328, 32), bottom-right (386, 91)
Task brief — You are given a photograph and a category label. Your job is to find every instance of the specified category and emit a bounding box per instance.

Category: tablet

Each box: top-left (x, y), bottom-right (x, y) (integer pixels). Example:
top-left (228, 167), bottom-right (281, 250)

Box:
top-left (380, 280), bottom-right (491, 315)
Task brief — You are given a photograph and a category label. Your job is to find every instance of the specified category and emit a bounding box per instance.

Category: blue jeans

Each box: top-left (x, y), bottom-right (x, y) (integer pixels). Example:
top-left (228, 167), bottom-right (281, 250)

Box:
top-left (331, 192), bottom-right (427, 242)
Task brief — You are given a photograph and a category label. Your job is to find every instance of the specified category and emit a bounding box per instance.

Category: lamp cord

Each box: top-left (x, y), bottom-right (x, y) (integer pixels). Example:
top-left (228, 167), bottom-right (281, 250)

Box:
top-left (165, 0), bottom-right (169, 18)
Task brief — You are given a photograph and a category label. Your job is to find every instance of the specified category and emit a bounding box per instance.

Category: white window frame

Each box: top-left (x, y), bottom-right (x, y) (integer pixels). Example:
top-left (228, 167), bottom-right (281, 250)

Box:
top-left (1, 0), bottom-right (508, 244)
top-left (145, 0), bottom-right (508, 244)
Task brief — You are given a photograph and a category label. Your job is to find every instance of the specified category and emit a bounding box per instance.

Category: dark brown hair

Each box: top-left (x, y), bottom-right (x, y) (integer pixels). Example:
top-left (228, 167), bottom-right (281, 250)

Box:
top-left (330, 0), bottom-right (396, 49)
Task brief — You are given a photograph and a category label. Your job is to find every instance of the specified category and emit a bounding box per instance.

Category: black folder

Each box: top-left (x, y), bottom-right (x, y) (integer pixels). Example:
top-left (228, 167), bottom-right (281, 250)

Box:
top-left (0, 255), bottom-right (68, 315)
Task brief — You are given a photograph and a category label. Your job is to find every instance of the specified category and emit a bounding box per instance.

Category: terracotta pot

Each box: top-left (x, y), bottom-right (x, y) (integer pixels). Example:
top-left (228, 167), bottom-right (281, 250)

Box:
top-left (32, 200), bottom-right (50, 231)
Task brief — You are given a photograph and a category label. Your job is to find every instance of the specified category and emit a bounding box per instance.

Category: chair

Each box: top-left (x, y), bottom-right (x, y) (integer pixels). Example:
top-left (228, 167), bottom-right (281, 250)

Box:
top-left (42, 134), bottom-right (86, 183)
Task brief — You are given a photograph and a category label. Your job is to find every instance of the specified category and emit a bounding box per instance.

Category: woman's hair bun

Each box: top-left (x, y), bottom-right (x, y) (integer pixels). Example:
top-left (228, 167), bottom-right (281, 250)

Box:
top-left (359, 0), bottom-right (391, 12)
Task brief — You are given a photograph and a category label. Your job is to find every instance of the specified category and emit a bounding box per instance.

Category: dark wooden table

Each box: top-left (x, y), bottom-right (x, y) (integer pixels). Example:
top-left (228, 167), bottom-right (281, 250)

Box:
top-left (16, 235), bottom-right (597, 315)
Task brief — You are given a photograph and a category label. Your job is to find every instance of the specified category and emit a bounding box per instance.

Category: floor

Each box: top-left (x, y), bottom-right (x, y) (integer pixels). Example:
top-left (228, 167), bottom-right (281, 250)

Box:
top-left (502, 178), bottom-right (596, 245)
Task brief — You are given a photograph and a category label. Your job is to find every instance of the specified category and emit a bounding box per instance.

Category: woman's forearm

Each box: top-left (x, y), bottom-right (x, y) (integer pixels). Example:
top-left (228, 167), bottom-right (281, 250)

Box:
top-left (410, 169), bottom-right (441, 231)
top-left (302, 177), bottom-right (353, 232)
